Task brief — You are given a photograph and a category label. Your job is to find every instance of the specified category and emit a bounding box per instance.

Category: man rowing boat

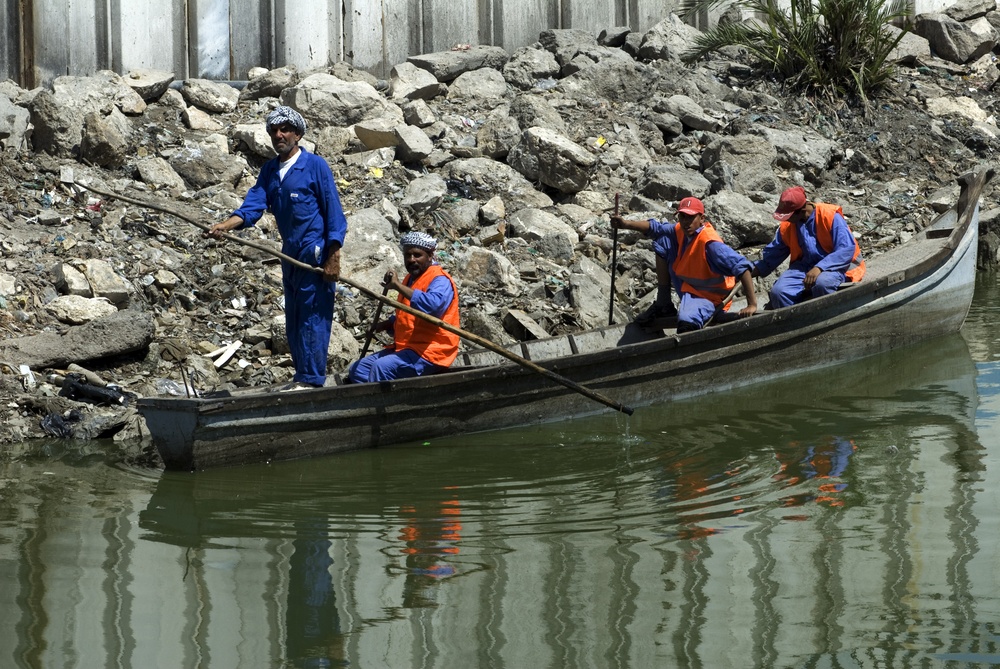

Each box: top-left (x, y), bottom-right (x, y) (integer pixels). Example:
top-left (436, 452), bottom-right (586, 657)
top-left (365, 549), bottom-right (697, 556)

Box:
top-left (347, 232), bottom-right (460, 382)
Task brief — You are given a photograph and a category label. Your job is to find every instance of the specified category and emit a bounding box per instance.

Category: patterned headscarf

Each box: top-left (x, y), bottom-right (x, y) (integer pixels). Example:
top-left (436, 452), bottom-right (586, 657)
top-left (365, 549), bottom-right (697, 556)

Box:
top-left (265, 105), bottom-right (306, 135)
top-left (400, 231), bottom-right (437, 252)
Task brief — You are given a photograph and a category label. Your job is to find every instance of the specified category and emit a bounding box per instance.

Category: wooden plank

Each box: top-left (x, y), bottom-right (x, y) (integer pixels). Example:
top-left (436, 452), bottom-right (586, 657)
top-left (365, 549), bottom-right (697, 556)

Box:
top-left (464, 343), bottom-right (524, 367)
top-left (569, 326), bottom-right (629, 355)
top-left (522, 336), bottom-right (574, 361)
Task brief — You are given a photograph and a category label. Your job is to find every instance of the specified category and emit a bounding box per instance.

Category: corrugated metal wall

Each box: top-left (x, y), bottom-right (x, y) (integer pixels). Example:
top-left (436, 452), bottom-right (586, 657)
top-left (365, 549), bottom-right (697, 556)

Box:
top-left (0, 0), bottom-right (687, 89)
top-left (0, 0), bottom-right (957, 90)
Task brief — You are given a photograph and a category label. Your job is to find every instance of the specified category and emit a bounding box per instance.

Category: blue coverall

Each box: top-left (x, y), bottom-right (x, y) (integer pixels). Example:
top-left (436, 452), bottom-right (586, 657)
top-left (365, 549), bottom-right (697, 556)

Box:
top-left (232, 149), bottom-right (348, 387)
top-left (648, 220), bottom-right (753, 329)
top-left (754, 210), bottom-right (855, 309)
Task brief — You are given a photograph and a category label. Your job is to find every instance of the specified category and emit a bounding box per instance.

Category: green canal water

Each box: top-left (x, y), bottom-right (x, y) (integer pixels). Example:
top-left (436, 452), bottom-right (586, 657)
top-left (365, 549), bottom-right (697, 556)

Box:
top-left (5, 273), bottom-right (1000, 668)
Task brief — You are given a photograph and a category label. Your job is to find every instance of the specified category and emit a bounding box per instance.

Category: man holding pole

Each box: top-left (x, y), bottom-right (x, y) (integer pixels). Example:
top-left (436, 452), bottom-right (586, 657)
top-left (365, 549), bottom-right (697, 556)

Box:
top-left (611, 196), bottom-right (757, 332)
top-left (207, 106), bottom-right (348, 389)
top-left (348, 232), bottom-right (460, 383)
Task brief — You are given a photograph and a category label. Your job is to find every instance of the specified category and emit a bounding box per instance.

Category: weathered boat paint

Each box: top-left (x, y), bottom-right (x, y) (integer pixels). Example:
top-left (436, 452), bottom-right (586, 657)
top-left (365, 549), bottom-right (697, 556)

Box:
top-left (139, 169), bottom-right (992, 470)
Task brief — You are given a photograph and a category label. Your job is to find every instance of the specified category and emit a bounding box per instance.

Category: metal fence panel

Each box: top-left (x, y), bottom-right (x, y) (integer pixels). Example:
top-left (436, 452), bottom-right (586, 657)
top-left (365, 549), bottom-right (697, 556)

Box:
top-left (13, 0), bottom-right (953, 89)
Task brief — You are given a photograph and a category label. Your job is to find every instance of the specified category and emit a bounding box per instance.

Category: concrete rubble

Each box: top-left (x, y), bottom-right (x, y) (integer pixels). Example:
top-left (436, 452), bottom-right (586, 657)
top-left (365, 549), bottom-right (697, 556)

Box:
top-left (2, 8), bottom-right (1000, 462)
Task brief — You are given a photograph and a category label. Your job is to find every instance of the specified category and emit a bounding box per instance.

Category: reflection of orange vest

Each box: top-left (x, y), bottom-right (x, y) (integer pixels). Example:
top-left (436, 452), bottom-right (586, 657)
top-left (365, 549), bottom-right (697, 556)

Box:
top-left (393, 264), bottom-right (460, 366)
top-left (673, 222), bottom-right (736, 307)
top-left (779, 203), bottom-right (865, 282)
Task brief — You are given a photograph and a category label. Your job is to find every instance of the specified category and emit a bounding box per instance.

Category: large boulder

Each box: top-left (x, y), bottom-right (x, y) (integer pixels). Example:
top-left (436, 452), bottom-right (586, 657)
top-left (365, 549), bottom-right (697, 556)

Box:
top-left (914, 13), bottom-right (996, 63)
top-left (408, 45), bottom-right (510, 82)
top-left (281, 73), bottom-right (403, 128)
top-left (508, 127), bottom-right (596, 193)
top-left (0, 94), bottom-right (31, 151)
top-left (29, 72), bottom-right (145, 156)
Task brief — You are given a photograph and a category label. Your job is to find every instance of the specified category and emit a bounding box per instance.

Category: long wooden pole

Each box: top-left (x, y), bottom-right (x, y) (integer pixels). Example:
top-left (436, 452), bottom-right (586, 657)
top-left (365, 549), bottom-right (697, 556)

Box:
top-left (79, 182), bottom-right (635, 416)
top-left (357, 277), bottom-right (391, 360)
top-left (608, 192), bottom-right (619, 326)
top-left (704, 283), bottom-right (743, 327)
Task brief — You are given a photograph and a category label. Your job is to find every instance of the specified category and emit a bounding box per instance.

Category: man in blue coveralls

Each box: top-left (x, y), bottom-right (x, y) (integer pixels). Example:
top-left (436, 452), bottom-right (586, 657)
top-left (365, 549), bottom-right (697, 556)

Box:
top-left (207, 106), bottom-right (348, 389)
top-left (752, 186), bottom-right (865, 309)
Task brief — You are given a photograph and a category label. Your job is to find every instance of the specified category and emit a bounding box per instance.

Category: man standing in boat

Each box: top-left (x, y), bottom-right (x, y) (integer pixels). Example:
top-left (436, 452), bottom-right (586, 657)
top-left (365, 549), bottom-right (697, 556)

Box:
top-left (752, 186), bottom-right (865, 308)
top-left (348, 232), bottom-right (460, 382)
top-left (206, 106), bottom-right (348, 389)
top-left (611, 196), bottom-right (758, 332)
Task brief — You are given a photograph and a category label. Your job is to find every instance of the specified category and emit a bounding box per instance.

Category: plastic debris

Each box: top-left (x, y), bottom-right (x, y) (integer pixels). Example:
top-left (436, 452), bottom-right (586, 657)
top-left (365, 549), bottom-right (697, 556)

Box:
top-left (41, 410), bottom-right (83, 438)
top-left (58, 373), bottom-right (134, 406)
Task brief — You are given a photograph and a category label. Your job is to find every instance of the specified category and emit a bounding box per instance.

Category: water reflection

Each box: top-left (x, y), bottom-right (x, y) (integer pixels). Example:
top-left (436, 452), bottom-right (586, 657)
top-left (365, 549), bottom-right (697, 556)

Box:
top-left (774, 436), bottom-right (856, 509)
top-left (286, 521), bottom-right (344, 668)
top-left (4, 317), bottom-right (1000, 666)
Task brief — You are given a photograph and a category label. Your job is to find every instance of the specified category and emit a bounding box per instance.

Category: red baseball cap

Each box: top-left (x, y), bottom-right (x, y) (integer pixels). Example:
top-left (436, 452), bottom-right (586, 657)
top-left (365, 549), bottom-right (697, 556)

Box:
top-left (773, 186), bottom-right (807, 221)
top-left (677, 196), bottom-right (705, 215)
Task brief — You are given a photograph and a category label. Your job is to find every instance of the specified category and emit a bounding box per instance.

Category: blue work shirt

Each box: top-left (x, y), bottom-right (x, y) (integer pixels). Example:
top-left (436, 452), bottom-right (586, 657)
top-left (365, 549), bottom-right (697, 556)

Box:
top-left (231, 148), bottom-right (347, 266)
top-left (648, 220), bottom-right (753, 294)
top-left (755, 210), bottom-right (855, 278)
top-left (386, 269), bottom-right (455, 331)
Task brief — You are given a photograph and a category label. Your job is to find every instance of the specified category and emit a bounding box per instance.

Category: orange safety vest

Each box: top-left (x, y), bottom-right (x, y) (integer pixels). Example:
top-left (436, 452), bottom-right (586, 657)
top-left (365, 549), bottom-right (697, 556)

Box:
top-left (672, 222), bottom-right (736, 307)
top-left (392, 264), bottom-right (460, 367)
top-left (779, 202), bottom-right (865, 282)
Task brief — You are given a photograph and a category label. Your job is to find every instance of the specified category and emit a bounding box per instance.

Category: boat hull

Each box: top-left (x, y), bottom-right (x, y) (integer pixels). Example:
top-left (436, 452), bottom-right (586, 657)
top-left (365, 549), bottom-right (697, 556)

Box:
top-left (139, 170), bottom-right (989, 470)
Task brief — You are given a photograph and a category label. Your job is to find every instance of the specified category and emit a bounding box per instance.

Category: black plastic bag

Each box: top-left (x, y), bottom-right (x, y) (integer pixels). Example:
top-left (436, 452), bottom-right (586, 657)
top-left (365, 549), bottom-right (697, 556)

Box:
top-left (58, 373), bottom-right (134, 407)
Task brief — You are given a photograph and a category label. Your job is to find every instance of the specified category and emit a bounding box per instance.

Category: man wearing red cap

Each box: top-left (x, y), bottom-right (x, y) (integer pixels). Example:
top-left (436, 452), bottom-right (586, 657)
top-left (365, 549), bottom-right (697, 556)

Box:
top-left (752, 186), bottom-right (865, 308)
top-left (611, 196), bottom-right (757, 332)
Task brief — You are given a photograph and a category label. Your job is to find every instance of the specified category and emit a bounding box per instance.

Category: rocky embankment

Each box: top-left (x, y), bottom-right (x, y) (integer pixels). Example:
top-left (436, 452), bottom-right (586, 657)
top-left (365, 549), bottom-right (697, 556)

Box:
top-left (2, 9), bottom-right (1000, 460)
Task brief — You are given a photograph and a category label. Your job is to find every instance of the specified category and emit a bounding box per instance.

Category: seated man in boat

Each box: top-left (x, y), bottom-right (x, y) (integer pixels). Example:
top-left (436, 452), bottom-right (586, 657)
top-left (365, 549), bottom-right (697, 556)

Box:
top-left (611, 197), bottom-right (758, 332)
top-left (751, 186), bottom-right (865, 308)
top-left (347, 232), bottom-right (460, 382)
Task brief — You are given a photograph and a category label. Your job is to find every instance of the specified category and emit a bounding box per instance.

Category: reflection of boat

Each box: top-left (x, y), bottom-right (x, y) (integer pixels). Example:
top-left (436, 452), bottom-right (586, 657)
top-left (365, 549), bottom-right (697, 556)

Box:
top-left (138, 169), bottom-right (992, 470)
top-left (140, 335), bottom-right (980, 542)
top-left (129, 333), bottom-right (989, 667)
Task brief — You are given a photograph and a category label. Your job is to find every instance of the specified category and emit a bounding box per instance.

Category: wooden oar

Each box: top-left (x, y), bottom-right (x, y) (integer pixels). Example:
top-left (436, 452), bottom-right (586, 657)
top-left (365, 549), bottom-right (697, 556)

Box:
top-left (705, 282), bottom-right (744, 327)
top-left (78, 182), bottom-right (636, 416)
top-left (608, 192), bottom-right (619, 326)
top-left (358, 276), bottom-right (391, 360)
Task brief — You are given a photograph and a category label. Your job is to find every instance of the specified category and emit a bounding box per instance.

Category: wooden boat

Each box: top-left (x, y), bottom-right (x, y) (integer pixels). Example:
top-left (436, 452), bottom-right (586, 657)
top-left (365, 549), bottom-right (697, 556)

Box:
top-left (138, 168), bottom-right (992, 470)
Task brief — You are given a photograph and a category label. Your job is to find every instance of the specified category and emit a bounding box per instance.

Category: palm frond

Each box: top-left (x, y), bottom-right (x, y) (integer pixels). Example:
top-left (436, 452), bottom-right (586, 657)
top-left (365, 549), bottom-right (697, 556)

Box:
top-left (680, 0), bottom-right (913, 101)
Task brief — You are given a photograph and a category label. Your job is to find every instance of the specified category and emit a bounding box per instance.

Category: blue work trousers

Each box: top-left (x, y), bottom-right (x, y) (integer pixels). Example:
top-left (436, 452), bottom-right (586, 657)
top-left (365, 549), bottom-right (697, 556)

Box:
top-left (284, 265), bottom-right (336, 387)
top-left (348, 348), bottom-right (440, 383)
top-left (768, 268), bottom-right (845, 309)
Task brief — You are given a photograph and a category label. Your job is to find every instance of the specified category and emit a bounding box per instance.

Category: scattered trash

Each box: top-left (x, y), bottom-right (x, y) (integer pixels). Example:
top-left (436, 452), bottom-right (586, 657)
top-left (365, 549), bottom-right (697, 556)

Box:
top-left (58, 373), bottom-right (134, 406)
top-left (41, 410), bottom-right (83, 438)
top-left (19, 365), bottom-right (35, 390)
top-left (153, 378), bottom-right (189, 396)
top-left (208, 340), bottom-right (243, 369)
top-left (446, 179), bottom-right (473, 199)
